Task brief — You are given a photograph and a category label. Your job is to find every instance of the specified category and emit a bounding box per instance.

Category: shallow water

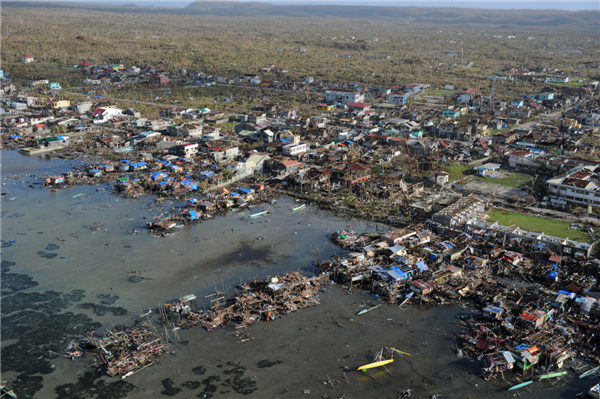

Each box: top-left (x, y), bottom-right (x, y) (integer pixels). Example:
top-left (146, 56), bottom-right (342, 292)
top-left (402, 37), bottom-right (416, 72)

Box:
top-left (1, 151), bottom-right (590, 398)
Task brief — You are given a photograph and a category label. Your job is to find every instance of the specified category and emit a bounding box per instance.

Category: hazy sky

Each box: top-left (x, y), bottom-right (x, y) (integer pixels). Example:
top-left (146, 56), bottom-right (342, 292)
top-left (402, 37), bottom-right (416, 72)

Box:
top-left (9, 0), bottom-right (599, 10)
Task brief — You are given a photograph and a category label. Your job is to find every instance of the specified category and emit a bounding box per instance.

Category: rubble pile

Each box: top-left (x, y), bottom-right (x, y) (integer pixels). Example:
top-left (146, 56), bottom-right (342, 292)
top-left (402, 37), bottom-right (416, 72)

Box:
top-left (78, 327), bottom-right (167, 377)
top-left (317, 224), bottom-right (599, 382)
top-left (173, 272), bottom-right (327, 331)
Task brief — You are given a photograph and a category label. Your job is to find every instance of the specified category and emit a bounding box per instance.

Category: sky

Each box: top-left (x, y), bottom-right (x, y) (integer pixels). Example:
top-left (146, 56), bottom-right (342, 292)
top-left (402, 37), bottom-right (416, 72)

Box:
top-left (8, 0), bottom-right (599, 10)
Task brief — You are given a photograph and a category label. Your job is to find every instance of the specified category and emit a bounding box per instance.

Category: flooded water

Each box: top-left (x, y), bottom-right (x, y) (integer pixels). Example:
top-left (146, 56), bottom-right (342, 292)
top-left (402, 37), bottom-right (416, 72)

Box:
top-left (1, 151), bottom-right (589, 398)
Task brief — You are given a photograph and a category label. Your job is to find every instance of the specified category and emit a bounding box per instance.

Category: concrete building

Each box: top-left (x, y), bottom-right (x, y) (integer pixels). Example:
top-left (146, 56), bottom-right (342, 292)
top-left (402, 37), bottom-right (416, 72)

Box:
top-left (547, 165), bottom-right (600, 207)
top-left (432, 194), bottom-right (486, 227)
top-left (283, 143), bottom-right (307, 156)
top-left (325, 89), bottom-right (364, 105)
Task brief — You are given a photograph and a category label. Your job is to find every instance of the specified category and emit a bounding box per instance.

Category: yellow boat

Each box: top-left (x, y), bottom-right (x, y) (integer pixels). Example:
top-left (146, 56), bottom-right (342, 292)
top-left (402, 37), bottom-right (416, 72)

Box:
top-left (357, 358), bottom-right (394, 371)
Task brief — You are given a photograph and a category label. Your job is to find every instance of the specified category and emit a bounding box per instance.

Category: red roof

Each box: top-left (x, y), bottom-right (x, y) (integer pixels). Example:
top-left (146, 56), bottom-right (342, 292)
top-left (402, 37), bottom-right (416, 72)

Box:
top-left (348, 102), bottom-right (371, 108)
top-left (463, 87), bottom-right (479, 95)
top-left (280, 160), bottom-right (300, 167)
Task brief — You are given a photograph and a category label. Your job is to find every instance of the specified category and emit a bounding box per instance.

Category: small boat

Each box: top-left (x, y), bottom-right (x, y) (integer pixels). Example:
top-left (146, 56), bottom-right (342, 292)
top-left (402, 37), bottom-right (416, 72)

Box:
top-left (357, 303), bottom-right (382, 316)
top-left (390, 347), bottom-right (412, 357)
top-left (249, 210), bottom-right (268, 219)
top-left (292, 203), bottom-right (306, 211)
top-left (579, 366), bottom-right (600, 379)
top-left (538, 371), bottom-right (567, 380)
top-left (508, 380), bottom-right (533, 391)
top-left (398, 292), bottom-right (414, 308)
top-left (357, 358), bottom-right (394, 371)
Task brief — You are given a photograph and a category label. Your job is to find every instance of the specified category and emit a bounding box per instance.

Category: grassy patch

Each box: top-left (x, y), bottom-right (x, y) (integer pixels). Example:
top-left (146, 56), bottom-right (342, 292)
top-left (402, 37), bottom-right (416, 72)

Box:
top-left (425, 89), bottom-right (455, 96)
top-left (443, 164), bottom-right (469, 181)
top-left (477, 173), bottom-right (531, 187)
top-left (488, 209), bottom-right (591, 243)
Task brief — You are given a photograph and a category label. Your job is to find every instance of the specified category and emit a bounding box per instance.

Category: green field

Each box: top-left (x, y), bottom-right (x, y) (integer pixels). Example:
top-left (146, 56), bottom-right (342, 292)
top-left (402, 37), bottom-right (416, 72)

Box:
top-left (477, 173), bottom-right (532, 187)
top-left (443, 164), bottom-right (469, 181)
top-left (488, 209), bottom-right (591, 243)
top-left (426, 89), bottom-right (456, 97)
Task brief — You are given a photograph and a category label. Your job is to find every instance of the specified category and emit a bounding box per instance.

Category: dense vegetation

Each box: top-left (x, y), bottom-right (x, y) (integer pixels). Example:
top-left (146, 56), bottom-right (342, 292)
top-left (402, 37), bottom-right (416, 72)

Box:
top-left (2, 3), bottom-right (599, 89)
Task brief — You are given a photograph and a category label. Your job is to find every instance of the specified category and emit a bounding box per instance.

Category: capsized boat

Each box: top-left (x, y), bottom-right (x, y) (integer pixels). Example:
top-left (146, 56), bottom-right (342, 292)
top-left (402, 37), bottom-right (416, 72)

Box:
top-left (357, 358), bottom-right (394, 371)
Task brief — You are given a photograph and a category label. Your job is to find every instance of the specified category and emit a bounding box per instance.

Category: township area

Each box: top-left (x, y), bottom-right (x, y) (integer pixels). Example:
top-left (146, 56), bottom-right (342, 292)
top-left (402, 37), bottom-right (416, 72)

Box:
top-left (1, 3), bottom-right (600, 397)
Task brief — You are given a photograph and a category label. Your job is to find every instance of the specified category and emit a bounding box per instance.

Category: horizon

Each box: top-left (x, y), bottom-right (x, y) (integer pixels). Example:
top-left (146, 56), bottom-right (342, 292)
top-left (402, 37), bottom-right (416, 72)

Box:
top-left (6, 0), bottom-right (600, 11)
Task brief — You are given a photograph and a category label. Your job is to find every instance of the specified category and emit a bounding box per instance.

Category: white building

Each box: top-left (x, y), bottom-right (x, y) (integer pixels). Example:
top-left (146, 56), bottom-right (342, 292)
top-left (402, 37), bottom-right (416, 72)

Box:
top-left (325, 89), bottom-right (364, 105)
top-left (283, 143), bottom-right (308, 156)
top-left (547, 165), bottom-right (600, 207)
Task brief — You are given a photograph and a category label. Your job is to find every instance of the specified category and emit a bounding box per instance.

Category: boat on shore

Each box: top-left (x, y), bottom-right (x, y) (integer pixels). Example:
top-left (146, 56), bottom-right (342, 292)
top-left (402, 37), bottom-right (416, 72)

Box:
top-left (292, 203), bottom-right (306, 212)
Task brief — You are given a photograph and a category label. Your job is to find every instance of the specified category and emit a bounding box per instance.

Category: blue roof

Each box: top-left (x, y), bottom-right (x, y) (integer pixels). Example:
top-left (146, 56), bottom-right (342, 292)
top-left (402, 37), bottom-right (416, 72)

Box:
top-left (238, 188), bottom-right (252, 194)
top-left (548, 271), bottom-right (558, 279)
top-left (230, 192), bottom-right (239, 197)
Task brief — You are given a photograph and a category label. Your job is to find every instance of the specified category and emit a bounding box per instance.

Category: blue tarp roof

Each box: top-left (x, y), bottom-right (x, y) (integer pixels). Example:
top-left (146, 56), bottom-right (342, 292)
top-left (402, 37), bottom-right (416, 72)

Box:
top-left (415, 261), bottom-right (428, 272)
top-left (548, 271), bottom-right (558, 279)
top-left (230, 192), bottom-right (239, 197)
top-left (390, 266), bottom-right (408, 277)
top-left (238, 188), bottom-right (252, 194)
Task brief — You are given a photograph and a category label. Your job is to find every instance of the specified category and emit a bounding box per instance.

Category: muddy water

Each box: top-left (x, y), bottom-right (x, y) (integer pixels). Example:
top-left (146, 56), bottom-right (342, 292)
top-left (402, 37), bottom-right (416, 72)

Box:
top-left (1, 151), bottom-right (588, 398)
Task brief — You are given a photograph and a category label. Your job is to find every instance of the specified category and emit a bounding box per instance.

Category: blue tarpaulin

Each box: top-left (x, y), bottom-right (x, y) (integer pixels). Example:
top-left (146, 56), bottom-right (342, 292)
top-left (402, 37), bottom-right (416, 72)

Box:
top-left (548, 270), bottom-right (558, 279)
top-left (415, 261), bottom-right (428, 272)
